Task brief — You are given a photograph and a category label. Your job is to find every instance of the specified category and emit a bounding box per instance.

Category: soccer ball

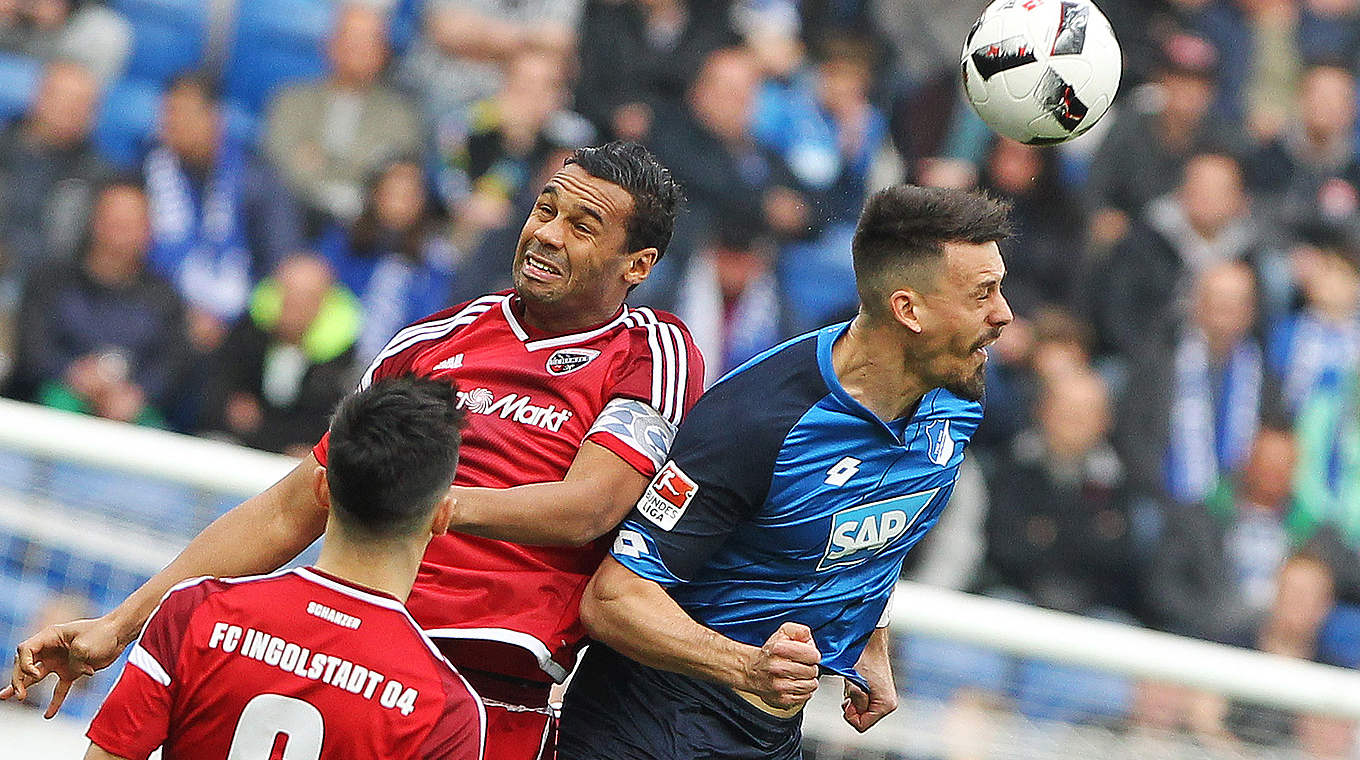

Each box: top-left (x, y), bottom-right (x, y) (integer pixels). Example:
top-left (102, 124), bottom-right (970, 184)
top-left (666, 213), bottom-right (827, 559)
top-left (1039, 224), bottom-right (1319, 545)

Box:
top-left (961, 0), bottom-right (1121, 145)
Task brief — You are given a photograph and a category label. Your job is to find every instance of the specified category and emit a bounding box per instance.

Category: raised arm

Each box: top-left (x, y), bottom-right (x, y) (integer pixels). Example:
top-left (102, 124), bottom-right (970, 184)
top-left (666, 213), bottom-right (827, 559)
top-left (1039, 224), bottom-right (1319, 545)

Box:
top-left (3, 455), bottom-right (326, 714)
top-left (447, 441), bottom-right (649, 547)
top-left (579, 555), bottom-right (821, 711)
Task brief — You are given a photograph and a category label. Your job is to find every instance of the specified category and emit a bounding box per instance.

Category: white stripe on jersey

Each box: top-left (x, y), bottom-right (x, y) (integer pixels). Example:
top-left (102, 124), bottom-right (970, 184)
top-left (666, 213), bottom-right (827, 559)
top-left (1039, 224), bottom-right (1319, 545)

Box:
top-left (129, 643), bottom-right (172, 687)
top-left (625, 311), bottom-right (667, 421)
top-left (631, 307), bottom-right (689, 426)
top-left (359, 295), bottom-right (505, 388)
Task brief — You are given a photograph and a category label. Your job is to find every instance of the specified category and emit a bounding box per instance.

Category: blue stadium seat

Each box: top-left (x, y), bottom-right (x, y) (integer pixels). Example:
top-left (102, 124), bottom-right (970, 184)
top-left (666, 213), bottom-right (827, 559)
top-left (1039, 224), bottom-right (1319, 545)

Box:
top-left (898, 635), bottom-right (1010, 703)
top-left (47, 462), bottom-right (200, 535)
top-left (0, 531), bottom-right (33, 576)
top-left (1012, 660), bottom-right (1134, 724)
top-left (94, 76), bottom-right (163, 169)
top-left (0, 52), bottom-right (42, 124)
top-left (223, 0), bottom-right (334, 113)
top-left (110, 0), bottom-right (209, 84)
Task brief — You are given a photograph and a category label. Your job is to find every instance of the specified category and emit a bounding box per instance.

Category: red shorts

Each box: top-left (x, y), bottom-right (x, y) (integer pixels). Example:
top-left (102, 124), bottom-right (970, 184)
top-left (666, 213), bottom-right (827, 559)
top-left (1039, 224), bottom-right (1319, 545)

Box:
top-left (437, 641), bottom-right (558, 760)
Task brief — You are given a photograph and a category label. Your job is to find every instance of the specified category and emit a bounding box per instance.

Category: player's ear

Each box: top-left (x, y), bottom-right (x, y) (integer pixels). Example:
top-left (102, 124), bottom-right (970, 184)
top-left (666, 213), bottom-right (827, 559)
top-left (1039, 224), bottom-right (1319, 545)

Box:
top-left (429, 493), bottom-right (455, 537)
top-left (311, 466), bottom-right (332, 513)
top-left (623, 247), bottom-right (658, 287)
top-left (889, 289), bottom-right (926, 334)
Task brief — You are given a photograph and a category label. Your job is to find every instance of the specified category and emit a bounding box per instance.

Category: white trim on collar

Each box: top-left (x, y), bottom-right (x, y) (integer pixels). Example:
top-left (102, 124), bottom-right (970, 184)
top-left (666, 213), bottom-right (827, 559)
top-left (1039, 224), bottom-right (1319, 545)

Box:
top-left (500, 296), bottom-right (631, 352)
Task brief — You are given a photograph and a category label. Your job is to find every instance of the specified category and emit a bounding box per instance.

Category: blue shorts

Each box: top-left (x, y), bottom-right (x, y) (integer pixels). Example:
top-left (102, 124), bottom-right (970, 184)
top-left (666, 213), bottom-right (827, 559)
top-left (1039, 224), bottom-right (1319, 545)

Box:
top-left (556, 644), bottom-right (803, 760)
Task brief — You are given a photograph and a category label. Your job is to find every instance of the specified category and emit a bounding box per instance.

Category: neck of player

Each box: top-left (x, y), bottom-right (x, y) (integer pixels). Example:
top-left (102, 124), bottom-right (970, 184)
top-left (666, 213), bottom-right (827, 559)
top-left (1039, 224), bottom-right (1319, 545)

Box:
top-left (832, 315), bottom-right (930, 423)
top-left (314, 520), bottom-right (425, 603)
top-left (518, 296), bottom-right (620, 335)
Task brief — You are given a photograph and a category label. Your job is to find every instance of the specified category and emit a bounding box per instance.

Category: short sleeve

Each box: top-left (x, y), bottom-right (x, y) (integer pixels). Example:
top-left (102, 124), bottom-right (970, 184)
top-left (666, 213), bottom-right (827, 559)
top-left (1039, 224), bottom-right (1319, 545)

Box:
top-left (609, 376), bottom-right (793, 584)
top-left (604, 309), bottom-right (705, 427)
top-left (86, 664), bottom-right (172, 760)
top-left (86, 579), bottom-right (214, 759)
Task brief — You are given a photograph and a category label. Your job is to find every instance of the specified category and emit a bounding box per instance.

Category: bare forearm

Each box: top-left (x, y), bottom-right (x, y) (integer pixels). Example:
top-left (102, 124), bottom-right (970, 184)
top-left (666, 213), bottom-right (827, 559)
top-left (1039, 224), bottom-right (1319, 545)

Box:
top-left (581, 560), bottom-right (756, 690)
top-left (449, 442), bottom-right (647, 547)
top-left (108, 459), bottom-right (325, 643)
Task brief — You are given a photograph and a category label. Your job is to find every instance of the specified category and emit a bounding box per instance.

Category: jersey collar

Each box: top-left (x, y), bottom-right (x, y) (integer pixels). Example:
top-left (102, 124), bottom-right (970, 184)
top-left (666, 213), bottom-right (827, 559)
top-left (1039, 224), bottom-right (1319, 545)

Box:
top-left (816, 321), bottom-right (924, 441)
top-left (501, 295), bottom-right (630, 352)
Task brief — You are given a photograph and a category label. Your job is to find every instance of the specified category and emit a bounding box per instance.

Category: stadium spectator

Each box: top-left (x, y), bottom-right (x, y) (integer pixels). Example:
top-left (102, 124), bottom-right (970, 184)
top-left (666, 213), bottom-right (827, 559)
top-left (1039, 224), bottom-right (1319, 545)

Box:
top-left (1085, 33), bottom-right (1244, 249)
top-left (753, 34), bottom-right (889, 230)
top-left (264, 4), bottom-right (421, 225)
top-left (983, 368), bottom-right (1143, 619)
top-left (0, 59), bottom-right (107, 297)
top-left (574, 0), bottom-right (737, 143)
top-left (1298, 0), bottom-right (1360, 65)
top-left (1146, 425), bottom-right (1302, 645)
top-left (49, 377), bottom-right (486, 758)
top-left (868, 0), bottom-right (990, 166)
top-left (198, 254), bottom-right (359, 456)
top-left (404, 0), bottom-right (583, 121)
top-left (1089, 152), bottom-right (1276, 360)
top-left (978, 138), bottom-right (1088, 315)
top-left (674, 215), bottom-right (787, 385)
top-left (645, 47), bottom-right (815, 306)
top-left (144, 73), bottom-right (304, 355)
top-left (434, 49), bottom-right (595, 254)
top-left (1248, 64), bottom-right (1360, 248)
top-left (1292, 366), bottom-right (1360, 549)
top-left (0, 0), bottom-right (131, 81)
top-left (8, 179), bottom-right (187, 426)
top-left (318, 158), bottom-right (458, 366)
top-left (1116, 260), bottom-right (1283, 504)
top-left (1266, 239), bottom-right (1360, 414)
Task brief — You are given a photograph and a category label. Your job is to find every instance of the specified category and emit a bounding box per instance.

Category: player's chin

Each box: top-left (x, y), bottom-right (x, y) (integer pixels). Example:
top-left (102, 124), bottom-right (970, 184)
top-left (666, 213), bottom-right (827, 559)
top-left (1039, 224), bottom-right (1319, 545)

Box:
top-left (945, 363), bottom-right (987, 402)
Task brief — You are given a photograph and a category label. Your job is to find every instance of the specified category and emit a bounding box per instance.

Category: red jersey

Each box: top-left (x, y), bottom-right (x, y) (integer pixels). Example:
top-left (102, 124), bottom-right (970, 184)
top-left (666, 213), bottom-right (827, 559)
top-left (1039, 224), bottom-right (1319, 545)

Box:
top-left (87, 568), bottom-right (486, 760)
top-left (313, 292), bottom-right (704, 681)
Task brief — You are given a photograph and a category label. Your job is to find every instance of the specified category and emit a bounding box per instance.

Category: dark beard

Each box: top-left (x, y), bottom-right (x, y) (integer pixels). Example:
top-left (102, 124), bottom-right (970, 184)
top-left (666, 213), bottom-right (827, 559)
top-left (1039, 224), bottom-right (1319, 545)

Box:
top-left (944, 363), bottom-right (986, 401)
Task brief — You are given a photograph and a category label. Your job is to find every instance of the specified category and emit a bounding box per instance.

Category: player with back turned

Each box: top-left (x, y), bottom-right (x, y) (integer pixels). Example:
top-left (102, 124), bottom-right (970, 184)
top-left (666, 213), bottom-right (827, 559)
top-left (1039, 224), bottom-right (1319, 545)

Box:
top-left (557, 185), bottom-right (1014, 758)
top-left (81, 376), bottom-right (485, 760)
top-left (6, 142), bottom-right (704, 760)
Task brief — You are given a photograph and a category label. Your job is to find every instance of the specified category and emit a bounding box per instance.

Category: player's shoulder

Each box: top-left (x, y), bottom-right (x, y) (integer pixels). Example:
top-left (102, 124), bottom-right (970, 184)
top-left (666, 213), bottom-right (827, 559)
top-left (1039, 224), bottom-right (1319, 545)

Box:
top-left (619, 305), bottom-right (700, 351)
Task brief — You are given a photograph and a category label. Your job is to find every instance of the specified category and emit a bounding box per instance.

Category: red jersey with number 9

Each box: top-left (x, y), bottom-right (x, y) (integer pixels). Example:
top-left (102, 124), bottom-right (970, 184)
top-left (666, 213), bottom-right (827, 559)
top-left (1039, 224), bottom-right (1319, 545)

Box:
top-left (311, 292), bottom-right (704, 682)
top-left (87, 567), bottom-right (486, 760)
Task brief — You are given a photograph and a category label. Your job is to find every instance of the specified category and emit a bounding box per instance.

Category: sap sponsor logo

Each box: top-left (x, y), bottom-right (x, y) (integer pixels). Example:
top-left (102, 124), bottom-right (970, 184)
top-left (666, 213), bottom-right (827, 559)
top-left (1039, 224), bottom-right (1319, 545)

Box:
top-left (926, 419), bottom-right (955, 466)
top-left (613, 528), bottom-right (650, 558)
top-left (546, 348), bottom-right (600, 375)
top-left (455, 387), bottom-right (573, 432)
top-left (817, 489), bottom-right (940, 571)
top-left (637, 461), bottom-right (697, 531)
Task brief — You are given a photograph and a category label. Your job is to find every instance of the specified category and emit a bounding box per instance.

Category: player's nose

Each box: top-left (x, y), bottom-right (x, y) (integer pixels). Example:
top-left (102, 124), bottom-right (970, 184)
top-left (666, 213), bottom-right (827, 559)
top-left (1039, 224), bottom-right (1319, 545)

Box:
top-left (533, 217), bottom-right (566, 250)
top-left (990, 292), bottom-right (1013, 328)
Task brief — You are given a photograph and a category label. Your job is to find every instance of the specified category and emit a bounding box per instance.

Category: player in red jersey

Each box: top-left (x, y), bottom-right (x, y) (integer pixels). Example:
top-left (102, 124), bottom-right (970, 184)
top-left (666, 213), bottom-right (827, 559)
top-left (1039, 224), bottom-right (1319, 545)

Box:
top-left (8, 142), bottom-right (703, 760)
top-left (79, 376), bottom-right (484, 760)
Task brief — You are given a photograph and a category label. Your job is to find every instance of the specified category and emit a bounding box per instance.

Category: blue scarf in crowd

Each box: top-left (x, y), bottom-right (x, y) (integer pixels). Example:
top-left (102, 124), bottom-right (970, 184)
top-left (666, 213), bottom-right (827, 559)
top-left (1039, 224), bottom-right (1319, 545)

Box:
top-left (1165, 332), bottom-right (1264, 503)
top-left (144, 140), bottom-right (253, 321)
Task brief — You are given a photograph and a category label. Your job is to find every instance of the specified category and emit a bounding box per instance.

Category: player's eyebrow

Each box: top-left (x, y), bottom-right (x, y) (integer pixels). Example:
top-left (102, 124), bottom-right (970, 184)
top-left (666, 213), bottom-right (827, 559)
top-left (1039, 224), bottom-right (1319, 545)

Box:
top-left (539, 185), bottom-right (559, 199)
top-left (574, 203), bottom-right (605, 226)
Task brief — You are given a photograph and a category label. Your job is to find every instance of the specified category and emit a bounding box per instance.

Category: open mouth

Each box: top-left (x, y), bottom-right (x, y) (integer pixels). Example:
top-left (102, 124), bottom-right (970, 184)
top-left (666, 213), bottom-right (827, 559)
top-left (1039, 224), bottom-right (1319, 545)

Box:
top-left (522, 251), bottom-right (564, 281)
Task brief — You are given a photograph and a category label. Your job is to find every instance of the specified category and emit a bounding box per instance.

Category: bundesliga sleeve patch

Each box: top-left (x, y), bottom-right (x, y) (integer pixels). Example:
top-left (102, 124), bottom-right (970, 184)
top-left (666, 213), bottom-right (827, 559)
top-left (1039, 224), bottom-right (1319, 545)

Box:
top-left (586, 398), bottom-right (678, 472)
top-left (637, 461), bottom-right (698, 531)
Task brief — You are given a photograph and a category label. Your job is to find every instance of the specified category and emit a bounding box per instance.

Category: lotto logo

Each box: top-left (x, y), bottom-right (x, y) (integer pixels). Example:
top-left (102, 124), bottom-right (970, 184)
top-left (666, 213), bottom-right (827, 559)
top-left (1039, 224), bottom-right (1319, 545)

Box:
top-left (817, 489), bottom-right (940, 571)
top-left (637, 462), bottom-right (697, 531)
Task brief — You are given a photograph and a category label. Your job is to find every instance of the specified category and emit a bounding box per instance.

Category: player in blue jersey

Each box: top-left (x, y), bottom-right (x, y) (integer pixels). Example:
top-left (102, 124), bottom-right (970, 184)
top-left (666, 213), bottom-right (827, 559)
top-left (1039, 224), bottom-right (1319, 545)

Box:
top-left (554, 184), bottom-right (1014, 758)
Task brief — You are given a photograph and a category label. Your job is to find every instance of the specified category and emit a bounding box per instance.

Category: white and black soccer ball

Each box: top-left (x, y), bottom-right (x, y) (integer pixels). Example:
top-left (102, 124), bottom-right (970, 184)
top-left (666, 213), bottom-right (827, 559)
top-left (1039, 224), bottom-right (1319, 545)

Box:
top-left (961, 0), bottom-right (1121, 145)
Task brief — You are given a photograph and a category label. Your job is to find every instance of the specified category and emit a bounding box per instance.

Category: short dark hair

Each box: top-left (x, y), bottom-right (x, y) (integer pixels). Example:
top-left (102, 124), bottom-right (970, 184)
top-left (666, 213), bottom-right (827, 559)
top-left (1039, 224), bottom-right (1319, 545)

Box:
top-left (325, 376), bottom-right (465, 538)
top-left (565, 141), bottom-right (683, 259)
top-left (851, 185), bottom-right (1012, 314)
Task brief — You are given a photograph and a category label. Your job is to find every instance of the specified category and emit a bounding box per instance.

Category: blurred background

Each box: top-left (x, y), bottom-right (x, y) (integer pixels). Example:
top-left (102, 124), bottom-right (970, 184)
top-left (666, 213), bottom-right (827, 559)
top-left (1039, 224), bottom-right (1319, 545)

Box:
top-left (2, 0), bottom-right (1360, 757)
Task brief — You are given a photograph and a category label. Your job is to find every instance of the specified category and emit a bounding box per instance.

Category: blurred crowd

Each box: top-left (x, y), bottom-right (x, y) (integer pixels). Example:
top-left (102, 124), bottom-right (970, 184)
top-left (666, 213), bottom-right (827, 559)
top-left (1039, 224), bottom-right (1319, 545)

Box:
top-left (2, 0), bottom-right (1360, 751)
